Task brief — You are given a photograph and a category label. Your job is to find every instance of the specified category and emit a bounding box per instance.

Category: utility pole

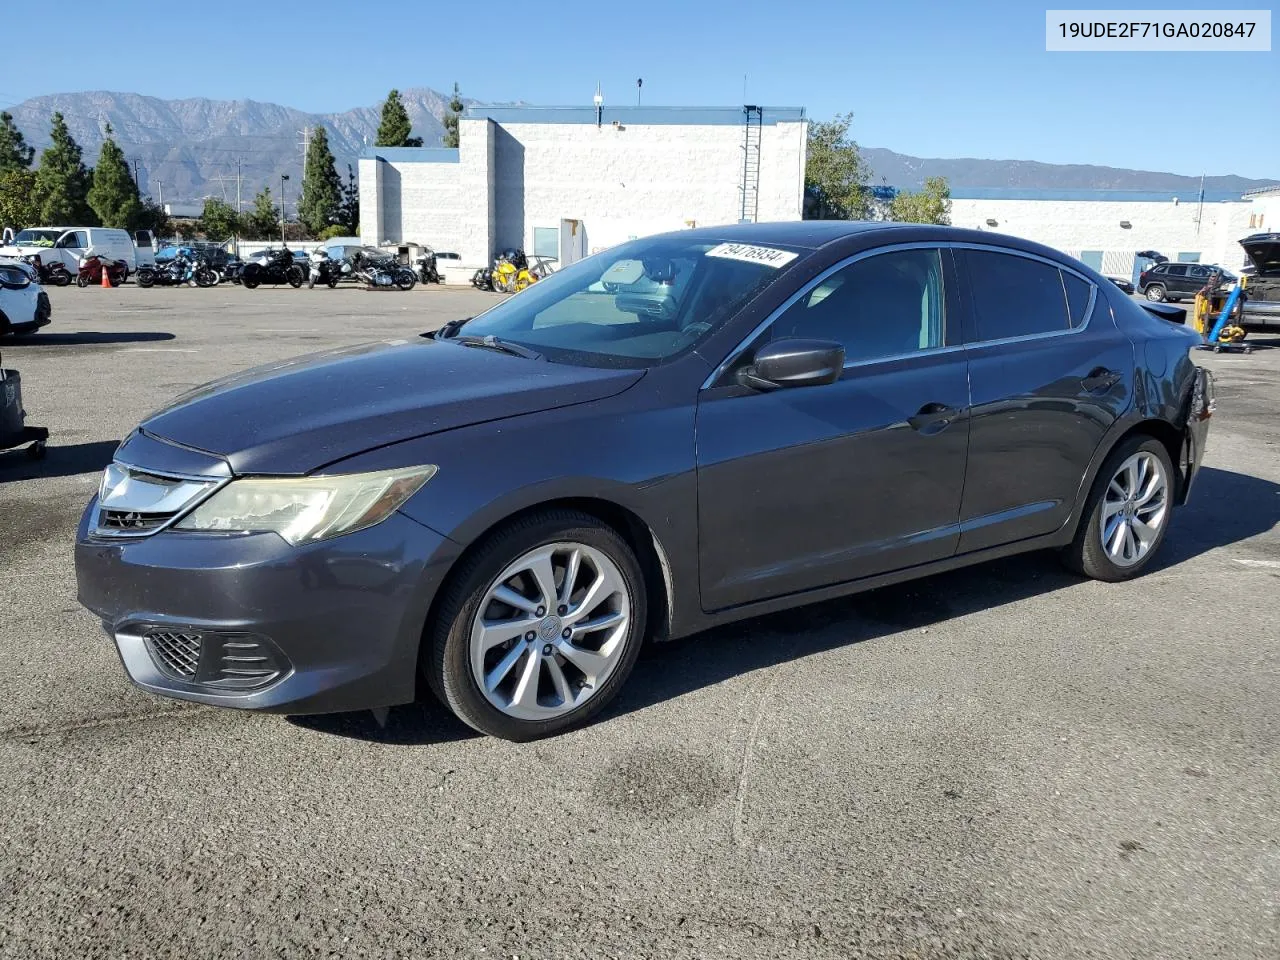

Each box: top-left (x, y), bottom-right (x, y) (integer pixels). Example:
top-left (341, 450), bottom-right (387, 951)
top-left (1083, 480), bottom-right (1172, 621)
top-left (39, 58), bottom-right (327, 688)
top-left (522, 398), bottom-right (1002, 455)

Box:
top-left (130, 159), bottom-right (141, 191)
top-left (280, 174), bottom-right (290, 245)
top-left (298, 127), bottom-right (311, 178)
top-left (236, 158), bottom-right (243, 215)
top-left (156, 180), bottom-right (164, 210)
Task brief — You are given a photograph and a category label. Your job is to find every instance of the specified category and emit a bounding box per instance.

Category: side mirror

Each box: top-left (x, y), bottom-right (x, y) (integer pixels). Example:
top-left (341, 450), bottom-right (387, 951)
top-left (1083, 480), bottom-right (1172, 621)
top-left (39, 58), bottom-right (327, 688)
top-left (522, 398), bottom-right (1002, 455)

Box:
top-left (739, 338), bottom-right (845, 391)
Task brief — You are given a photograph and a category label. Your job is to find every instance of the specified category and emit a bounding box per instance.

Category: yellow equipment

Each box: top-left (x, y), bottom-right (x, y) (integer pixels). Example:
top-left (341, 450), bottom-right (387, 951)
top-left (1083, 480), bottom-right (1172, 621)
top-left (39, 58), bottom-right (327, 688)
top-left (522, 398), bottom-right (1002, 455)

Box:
top-left (1193, 275), bottom-right (1247, 345)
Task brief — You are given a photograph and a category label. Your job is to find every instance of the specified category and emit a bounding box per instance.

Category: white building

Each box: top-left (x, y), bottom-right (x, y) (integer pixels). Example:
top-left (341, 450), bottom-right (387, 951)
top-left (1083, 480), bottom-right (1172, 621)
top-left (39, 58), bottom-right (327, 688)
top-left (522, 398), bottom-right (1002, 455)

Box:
top-left (950, 185), bottom-right (1280, 282)
top-left (359, 105), bottom-right (808, 269)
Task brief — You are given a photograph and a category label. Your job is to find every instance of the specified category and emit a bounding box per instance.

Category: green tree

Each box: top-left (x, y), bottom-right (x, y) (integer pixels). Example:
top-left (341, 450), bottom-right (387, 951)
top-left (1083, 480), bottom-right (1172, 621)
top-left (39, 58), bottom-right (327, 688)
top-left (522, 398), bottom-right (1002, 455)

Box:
top-left (175, 219), bottom-right (198, 240)
top-left (298, 125), bottom-right (342, 235)
top-left (804, 112), bottom-right (871, 220)
top-left (134, 196), bottom-right (171, 239)
top-left (0, 112), bottom-right (35, 175)
top-left (35, 112), bottom-right (94, 225)
top-left (87, 125), bottom-right (142, 228)
top-left (200, 197), bottom-right (240, 240)
top-left (889, 176), bottom-right (952, 225)
top-left (317, 224), bottom-right (350, 241)
top-left (376, 89), bottom-right (422, 147)
top-left (339, 163), bottom-right (360, 233)
top-left (0, 169), bottom-right (41, 229)
top-left (442, 83), bottom-right (463, 148)
top-left (243, 186), bottom-right (280, 240)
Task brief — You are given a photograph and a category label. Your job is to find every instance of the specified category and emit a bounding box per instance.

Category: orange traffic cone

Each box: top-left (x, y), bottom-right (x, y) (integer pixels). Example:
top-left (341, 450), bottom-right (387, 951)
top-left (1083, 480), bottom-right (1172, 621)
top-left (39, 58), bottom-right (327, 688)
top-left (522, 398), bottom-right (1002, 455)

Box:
top-left (101, 264), bottom-right (111, 288)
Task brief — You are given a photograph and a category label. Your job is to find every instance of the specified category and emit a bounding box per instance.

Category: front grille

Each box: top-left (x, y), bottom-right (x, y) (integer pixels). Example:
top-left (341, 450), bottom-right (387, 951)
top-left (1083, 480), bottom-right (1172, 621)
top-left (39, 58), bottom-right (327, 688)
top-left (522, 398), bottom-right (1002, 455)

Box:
top-left (98, 509), bottom-right (177, 532)
top-left (140, 628), bottom-right (288, 689)
top-left (146, 630), bottom-right (203, 679)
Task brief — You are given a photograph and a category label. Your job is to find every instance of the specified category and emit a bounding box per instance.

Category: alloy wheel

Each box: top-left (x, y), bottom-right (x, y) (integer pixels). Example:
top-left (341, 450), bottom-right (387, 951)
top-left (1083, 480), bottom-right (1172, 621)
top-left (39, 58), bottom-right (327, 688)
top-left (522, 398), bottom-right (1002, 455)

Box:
top-left (469, 542), bottom-right (631, 721)
top-left (1100, 451), bottom-right (1169, 567)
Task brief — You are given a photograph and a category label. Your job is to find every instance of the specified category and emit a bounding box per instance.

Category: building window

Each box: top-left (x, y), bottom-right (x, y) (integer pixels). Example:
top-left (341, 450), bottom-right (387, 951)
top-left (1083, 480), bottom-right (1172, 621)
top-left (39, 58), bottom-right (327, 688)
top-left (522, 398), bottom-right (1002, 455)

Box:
top-left (1250, 214), bottom-right (1258, 228)
top-left (1079, 250), bottom-right (1104, 272)
top-left (533, 227), bottom-right (559, 259)
top-left (1177, 252), bottom-right (1201, 263)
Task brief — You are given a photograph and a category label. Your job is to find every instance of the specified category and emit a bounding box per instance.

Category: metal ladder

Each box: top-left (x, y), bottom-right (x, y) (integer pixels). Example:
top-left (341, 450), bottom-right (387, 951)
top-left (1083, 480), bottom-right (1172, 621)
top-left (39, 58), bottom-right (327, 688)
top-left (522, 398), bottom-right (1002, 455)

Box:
top-left (739, 105), bottom-right (763, 223)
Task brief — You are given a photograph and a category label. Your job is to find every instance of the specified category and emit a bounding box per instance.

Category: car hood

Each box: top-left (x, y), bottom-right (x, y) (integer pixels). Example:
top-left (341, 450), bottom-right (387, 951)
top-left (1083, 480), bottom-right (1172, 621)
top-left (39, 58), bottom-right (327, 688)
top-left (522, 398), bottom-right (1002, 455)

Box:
top-left (0, 244), bottom-right (55, 258)
top-left (142, 337), bottom-right (645, 475)
top-left (1240, 234), bottom-right (1280, 276)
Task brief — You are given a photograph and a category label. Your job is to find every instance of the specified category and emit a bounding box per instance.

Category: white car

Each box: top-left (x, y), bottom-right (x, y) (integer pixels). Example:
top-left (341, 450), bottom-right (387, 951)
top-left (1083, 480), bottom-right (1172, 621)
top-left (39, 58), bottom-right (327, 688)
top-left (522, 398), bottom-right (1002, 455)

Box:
top-left (0, 259), bottom-right (51, 337)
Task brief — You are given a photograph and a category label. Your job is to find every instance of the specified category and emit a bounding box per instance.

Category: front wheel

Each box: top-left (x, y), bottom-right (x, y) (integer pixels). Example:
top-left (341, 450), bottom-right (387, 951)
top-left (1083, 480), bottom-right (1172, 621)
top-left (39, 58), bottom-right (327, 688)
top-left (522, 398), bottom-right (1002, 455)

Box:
top-left (1145, 284), bottom-right (1167, 302)
top-left (1062, 435), bottom-right (1175, 582)
top-left (76, 272), bottom-right (90, 288)
top-left (395, 269), bottom-right (417, 292)
top-left (286, 265), bottom-right (305, 289)
top-left (427, 510), bottom-right (648, 741)
top-left (194, 268), bottom-right (216, 288)
top-left (52, 270), bottom-right (72, 287)
top-left (136, 269), bottom-right (155, 288)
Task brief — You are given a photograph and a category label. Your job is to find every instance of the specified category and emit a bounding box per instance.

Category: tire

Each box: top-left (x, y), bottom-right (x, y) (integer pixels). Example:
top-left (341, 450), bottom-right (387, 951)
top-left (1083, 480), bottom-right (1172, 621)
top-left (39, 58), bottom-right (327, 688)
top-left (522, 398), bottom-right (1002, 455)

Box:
top-left (286, 265), bottom-right (305, 289)
top-left (307, 273), bottom-right (317, 289)
top-left (137, 269), bottom-right (155, 288)
top-left (109, 271), bottom-right (124, 287)
top-left (327, 275), bottom-right (340, 289)
top-left (427, 509), bottom-right (648, 741)
top-left (395, 269), bottom-right (417, 292)
top-left (1145, 283), bottom-right (1167, 302)
top-left (53, 270), bottom-right (71, 287)
top-left (76, 272), bottom-right (90, 288)
top-left (1062, 435), bottom-right (1175, 582)
top-left (195, 269), bottom-right (215, 288)
top-left (241, 264), bottom-right (261, 290)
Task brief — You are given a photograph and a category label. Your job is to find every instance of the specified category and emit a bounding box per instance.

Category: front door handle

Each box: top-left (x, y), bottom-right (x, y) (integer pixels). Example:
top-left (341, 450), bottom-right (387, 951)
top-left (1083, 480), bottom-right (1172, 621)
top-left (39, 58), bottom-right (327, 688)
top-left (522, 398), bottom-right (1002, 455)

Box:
top-left (908, 402), bottom-right (960, 434)
top-left (1082, 367), bottom-right (1122, 393)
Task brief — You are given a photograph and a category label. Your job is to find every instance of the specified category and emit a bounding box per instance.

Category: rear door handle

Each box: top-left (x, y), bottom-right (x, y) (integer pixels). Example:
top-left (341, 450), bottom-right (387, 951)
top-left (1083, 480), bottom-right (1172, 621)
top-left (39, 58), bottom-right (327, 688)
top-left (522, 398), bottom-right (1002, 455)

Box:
top-left (907, 402), bottom-right (960, 434)
top-left (1082, 367), bottom-right (1122, 393)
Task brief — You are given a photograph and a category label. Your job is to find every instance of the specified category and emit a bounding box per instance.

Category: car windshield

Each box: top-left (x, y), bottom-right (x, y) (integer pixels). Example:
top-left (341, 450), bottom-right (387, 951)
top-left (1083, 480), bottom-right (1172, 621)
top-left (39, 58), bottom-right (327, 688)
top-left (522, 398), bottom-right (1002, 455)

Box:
top-left (456, 236), bottom-right (796, 367)
top-left (13, 229), bottom-right (62, 247)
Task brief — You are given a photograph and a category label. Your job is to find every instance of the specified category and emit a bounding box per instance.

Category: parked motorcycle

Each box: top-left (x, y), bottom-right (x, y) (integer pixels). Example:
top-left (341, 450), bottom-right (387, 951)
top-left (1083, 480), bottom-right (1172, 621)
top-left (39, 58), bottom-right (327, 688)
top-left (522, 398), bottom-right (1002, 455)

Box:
top-left (137, 253), bottom-right (213, 288)
top-left (19, 254), bottom-right (72, 287)
top-left (76, 254), bottom-right (129, 288)
top-left (355, 253), bottom-right (416, 291)
top-left (220, 256), bottom-right (246, 285)
top-left (491, 248), bottom-right (543, 293)
top-left (415, 247), bottom-right (441, 284)
top-left (307, 249), bottom-right (351, 289)
top-left (241, 249), bottom-right (305, 289)
top-left (471, 266), bottom-right (494, 291)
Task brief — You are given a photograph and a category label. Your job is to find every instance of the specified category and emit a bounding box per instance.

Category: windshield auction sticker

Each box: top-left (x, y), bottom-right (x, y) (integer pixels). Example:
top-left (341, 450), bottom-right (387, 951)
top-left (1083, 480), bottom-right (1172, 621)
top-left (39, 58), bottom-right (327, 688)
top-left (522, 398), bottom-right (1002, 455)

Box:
top-left (1046, 9), bottom-right (1271, 50)
top-left (705, 243), bottom-right (799, 268)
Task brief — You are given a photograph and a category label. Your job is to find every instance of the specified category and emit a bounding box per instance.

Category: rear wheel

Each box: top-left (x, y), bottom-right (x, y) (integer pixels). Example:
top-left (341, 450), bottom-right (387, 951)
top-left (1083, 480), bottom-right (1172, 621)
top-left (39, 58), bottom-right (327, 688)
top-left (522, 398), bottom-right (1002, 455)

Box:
top-left (137, 269), bottom-right (155, 288)
top-left (327, 275), bottom-right (340, 289)
top-left (241, 264), bottom-right (261, 290)
top-left (395, 269), bottom-right (417, 292)
top-left (53, 269), bottom-right (71, 287)
top-left (1062, 435), bottom-right (1174, 581)
top-left (76, 272), bottom-right (90, 288)
top-left (427, 510), bottom-right (647, 741)
top-left (286, 265), bottom-right (305, 289)
top-left (1145, 283), bottom-right (1167, 302)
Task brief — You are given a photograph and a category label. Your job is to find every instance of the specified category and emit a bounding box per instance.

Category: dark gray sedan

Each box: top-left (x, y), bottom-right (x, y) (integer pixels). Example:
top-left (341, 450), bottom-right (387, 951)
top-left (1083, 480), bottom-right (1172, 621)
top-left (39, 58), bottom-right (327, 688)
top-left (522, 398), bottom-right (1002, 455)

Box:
top-left (75, 222), bottom-right (1214, 741)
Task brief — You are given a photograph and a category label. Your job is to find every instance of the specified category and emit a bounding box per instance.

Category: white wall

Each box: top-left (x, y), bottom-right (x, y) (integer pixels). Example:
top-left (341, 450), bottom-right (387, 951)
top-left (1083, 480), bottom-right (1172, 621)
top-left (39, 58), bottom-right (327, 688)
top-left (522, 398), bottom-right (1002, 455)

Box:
top-left (950, 197), bottom-right (1257, 276)
top-left (496, 119), bottom-right (806, 256)
top-left (360, 114), bottom-right (807, 269)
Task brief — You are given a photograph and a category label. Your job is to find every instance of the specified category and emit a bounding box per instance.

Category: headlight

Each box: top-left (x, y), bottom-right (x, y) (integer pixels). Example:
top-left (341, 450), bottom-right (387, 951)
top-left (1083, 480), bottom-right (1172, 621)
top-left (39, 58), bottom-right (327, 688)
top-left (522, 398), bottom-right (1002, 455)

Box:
top-left (174, 465), bottom-right (436, 545)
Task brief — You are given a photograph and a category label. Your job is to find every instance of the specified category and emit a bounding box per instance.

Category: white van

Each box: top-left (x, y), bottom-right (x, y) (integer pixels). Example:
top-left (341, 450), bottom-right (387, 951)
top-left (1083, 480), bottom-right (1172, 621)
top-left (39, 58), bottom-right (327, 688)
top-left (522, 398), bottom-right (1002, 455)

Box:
top-left (0, 226), bottom-right (155, 278)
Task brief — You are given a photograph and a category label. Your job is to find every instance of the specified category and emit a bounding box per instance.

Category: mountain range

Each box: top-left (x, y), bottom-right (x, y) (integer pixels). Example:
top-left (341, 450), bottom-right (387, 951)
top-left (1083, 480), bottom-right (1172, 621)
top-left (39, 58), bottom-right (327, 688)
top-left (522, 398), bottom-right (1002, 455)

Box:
top-left (5, 90), bottom-right (1276, 206)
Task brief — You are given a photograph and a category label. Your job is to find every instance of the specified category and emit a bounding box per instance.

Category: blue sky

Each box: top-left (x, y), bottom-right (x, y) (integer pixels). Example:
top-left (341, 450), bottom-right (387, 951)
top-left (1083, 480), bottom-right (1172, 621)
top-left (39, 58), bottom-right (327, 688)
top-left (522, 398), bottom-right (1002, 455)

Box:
top-left (1, 0), bottom-right (1275, 179)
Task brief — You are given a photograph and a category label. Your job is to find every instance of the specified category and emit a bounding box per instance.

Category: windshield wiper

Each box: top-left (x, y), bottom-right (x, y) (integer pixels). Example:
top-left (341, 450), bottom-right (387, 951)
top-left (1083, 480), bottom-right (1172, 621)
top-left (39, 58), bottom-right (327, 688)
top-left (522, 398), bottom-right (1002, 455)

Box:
top-left (452, 334), bottom-right (542, 360)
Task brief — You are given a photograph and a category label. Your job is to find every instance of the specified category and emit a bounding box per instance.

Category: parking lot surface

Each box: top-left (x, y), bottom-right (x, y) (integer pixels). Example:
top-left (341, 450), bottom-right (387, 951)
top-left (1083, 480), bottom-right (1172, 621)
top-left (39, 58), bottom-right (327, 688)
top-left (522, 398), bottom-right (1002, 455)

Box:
top-left (1, 285), bottom-right (1278, 959)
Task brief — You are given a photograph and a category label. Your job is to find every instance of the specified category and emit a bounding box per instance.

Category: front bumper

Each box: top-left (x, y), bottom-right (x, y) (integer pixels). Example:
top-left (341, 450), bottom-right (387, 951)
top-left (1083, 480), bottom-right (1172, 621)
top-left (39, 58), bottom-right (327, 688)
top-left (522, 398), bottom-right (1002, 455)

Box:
top-left (75, 501), bottom-right (460, 714)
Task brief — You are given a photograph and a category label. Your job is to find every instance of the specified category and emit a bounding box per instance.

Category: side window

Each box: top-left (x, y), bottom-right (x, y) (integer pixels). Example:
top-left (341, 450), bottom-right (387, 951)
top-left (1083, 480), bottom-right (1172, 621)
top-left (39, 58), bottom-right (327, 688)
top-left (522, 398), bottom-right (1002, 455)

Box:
top-left (1061, 271), bottom-right (1093, 328)
top-left (771, 248), bottom-right (945, 364)
top-left (134, 231), bottom-right (152, 248)
top-left (965, 250), bottom-right (1071, 340)
top-left (1165, 264), bottom-right (1189, 277)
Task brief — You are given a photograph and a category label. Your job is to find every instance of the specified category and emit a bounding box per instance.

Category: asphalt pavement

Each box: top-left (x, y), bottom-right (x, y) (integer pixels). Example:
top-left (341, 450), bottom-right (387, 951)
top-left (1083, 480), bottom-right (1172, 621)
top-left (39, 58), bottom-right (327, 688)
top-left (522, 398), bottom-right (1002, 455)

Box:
top-left (1, 284), bottom-right (1277, 959)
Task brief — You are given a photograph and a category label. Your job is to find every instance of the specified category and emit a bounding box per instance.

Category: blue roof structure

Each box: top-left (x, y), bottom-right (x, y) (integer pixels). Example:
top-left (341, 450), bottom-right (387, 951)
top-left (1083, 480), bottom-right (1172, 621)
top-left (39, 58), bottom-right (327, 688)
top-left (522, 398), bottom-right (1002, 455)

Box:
top-left (360, 147), bottom-right (459, 163)
top-left (463, 105), bottom-right (806, 126)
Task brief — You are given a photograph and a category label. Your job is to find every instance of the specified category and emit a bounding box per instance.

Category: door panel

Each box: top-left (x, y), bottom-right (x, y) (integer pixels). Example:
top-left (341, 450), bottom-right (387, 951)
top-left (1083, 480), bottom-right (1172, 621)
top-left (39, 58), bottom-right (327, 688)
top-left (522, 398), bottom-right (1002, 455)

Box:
top-left (696, 355), bottom-right (970, 610)
top-left (695, 245), bottom-right (970, 612)
top-left (956, 250), bottom-right (1134, 551)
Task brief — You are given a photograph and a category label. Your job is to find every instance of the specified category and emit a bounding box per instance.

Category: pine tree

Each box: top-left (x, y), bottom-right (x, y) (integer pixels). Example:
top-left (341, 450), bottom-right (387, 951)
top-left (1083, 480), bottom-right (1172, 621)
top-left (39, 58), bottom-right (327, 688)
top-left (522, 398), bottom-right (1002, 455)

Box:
top-left (244, 186), bottom-right (280, 240)
top-left (339, 164), bottom-right (360, 234)
top-left (443, 83), bottom-right (463, 148)
top-left (87, 125), bottom-right (142, 228)
top-left (0, 169), bottom-right (40, 229)
top-left (0, 112), bottom-right (35, 175)
top-left (298, 125), bottom-right (342, 236)
top-left (35, 112), bottom-right (94, 224)
top-left (376, 90), bottom-right (422, 147)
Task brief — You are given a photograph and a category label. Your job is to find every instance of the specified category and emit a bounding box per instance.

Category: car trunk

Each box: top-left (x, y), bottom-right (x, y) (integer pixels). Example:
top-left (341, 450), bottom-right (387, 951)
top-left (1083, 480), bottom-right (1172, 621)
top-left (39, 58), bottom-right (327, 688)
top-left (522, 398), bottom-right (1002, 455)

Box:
top-left (1240, 235), bottom-right (1280, 322)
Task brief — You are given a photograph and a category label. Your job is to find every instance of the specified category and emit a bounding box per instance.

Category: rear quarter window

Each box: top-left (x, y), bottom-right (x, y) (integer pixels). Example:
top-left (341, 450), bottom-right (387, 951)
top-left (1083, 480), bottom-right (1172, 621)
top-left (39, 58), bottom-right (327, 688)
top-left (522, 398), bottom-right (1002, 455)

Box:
top-left (964, 249), bottom-right (1074, 341)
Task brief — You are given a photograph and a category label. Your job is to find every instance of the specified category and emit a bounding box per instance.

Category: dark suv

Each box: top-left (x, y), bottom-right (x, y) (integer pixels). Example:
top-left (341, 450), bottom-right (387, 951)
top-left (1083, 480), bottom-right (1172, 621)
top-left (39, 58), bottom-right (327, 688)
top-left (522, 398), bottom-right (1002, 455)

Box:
top-left (1140, 262), bottom-right (1236, 302)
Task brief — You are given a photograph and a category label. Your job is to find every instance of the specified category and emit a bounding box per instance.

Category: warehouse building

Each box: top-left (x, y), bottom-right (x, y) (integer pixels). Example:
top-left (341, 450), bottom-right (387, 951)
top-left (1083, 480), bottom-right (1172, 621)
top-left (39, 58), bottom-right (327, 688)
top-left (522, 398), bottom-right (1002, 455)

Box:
top-left (950, 184), bottom-right (1279, 282)
top-left (358, 104), bottom-right (808, 269)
